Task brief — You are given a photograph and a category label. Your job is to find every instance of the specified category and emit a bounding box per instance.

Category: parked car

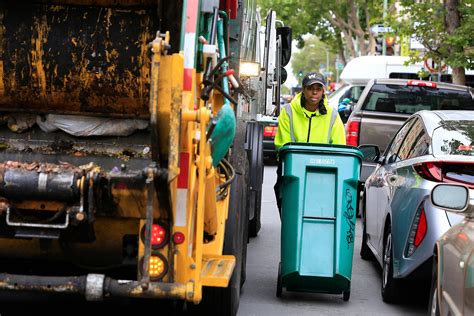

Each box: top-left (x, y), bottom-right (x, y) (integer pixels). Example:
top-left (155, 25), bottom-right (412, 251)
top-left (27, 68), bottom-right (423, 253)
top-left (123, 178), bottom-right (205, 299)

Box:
top-left (428, 184), bottom-right (474, 316)
top-left (257, 114), bottom-right (278, 162)
top-left (329, 55), bottom-right (428, 118)
top-left (359, 110), bottom-right (474, 303)
top-left (328, 83), bottom-right (365, 111)
top-left (346, 78), bottom-right (474, 182)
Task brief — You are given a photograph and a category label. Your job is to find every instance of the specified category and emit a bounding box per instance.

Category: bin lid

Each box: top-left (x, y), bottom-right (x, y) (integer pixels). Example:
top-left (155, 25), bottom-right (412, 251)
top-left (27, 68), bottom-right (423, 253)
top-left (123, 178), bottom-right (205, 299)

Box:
top-left (279, 143), bottom-right (363, 161)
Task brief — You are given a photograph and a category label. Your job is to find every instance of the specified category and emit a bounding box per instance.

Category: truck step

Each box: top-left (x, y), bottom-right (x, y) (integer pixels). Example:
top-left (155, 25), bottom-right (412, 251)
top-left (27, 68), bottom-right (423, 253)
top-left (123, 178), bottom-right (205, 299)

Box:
top-left (200, 255), bottom-right (236, 287)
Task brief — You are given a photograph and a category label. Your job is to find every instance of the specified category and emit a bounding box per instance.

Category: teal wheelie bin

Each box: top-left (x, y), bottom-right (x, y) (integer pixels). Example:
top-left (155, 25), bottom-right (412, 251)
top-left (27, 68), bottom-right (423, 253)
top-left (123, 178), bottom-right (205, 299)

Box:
top-left (276, 143), bottom-right (362, 301)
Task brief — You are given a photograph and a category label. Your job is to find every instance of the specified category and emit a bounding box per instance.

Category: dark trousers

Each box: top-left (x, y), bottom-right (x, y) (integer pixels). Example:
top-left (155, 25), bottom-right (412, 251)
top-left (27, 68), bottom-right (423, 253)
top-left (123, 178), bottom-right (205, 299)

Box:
top-left (273, 160), bottom-right (282, 217)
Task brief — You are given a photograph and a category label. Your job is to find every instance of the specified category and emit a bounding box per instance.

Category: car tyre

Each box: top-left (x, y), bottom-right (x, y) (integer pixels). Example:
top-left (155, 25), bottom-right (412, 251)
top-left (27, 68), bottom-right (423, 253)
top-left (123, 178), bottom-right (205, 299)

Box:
top-left (381, 226), bottom-right (401, 303)
top-left (360, 194), bottom-right (374, 260)
top-left (428, 254), bottom-right (440, 316)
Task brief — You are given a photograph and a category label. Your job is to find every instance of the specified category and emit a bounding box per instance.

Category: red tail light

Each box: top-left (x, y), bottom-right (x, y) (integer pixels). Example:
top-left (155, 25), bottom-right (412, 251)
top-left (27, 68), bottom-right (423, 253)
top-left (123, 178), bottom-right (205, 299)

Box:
top-left (414, 208), bottom-right (427, 247)
top-left (151, 224), bottom-right (166, 247)
top-left (407, 80), bottom-right (437, 88)
top-left (141, 223), bottom-right (168, 249)
top-left (406, 205), bottom-right (427, 257)
top-left (413, 161), bottom-right (474, 188)
top-left (173, 232), bottom-right (185, 244)
top-left (413, 162), bottom-right (443, 182)
top-left (263, 126), bottom-right (277, 137)
top-left (345, 117), bottom-right (360, 146)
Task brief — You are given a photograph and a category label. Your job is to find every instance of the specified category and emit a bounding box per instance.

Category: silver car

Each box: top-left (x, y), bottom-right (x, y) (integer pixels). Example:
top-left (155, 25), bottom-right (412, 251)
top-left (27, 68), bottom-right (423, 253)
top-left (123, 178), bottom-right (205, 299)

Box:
top-left (428, 184), bottom-right (474, 316)
top-left (346, 79), bottom-right (474, 182)
top-left (359, 110), bottom-right (474, 303)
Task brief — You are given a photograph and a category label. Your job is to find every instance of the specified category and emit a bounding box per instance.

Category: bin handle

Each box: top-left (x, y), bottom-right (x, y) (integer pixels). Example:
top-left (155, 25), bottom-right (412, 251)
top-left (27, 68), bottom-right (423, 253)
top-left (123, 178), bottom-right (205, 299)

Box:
top-left (303, 216), bottom-right (336, 221)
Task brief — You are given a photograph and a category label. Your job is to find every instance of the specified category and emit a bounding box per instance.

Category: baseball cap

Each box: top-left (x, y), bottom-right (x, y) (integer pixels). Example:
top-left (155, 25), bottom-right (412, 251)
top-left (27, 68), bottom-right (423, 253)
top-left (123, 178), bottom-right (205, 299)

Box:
top-left (302, 72), bottom-right (326, 88)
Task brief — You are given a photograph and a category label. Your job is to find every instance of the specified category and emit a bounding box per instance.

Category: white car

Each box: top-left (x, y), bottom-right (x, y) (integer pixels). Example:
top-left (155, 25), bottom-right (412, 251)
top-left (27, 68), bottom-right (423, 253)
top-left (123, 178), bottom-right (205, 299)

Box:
top-left (429, 184), bottom-right (474, 316)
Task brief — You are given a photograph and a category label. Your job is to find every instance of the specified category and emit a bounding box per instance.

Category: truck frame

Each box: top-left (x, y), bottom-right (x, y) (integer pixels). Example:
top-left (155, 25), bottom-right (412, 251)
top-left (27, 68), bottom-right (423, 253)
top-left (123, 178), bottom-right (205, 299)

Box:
top-left (0, 1), bottom-right (290, 314)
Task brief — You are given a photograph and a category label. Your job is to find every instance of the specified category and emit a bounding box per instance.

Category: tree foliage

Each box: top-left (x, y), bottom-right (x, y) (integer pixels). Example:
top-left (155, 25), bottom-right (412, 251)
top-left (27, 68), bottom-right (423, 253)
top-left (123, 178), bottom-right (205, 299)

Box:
top-left (290, 36), bottom-right (336, 85)
top-left (257, 0), bottom-right (384, 62)
top-left (391, 0), bottom-right (473, 84)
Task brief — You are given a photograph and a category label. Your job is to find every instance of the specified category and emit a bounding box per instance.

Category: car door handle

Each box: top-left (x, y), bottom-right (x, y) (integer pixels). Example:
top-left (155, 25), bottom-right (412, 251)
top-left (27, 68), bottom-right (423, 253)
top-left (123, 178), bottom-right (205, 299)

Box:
top-left (388, 175), bottom-right (397, 183)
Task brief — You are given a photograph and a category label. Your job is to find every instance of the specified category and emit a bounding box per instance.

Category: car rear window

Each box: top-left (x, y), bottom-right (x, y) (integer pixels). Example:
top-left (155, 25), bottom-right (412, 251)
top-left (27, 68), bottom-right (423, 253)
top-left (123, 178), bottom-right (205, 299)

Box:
top-left (362, 84), bottom-right (474, 114)
top-left (432, 121), bottom-right (474, 156)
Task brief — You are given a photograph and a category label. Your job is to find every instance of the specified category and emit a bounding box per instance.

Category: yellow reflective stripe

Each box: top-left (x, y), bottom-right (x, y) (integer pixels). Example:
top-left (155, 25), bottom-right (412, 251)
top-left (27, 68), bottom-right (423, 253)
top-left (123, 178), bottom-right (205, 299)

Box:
top-left (284, 103), bottom-right (295, 142)
top-left (328, 109), bottom-right (338, 143)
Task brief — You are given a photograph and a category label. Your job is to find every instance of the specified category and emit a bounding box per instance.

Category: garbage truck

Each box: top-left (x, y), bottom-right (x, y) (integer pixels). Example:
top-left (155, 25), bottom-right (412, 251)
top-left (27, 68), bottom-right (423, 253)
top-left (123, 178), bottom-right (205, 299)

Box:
top-left (0, 0), bottom-right (290, 314)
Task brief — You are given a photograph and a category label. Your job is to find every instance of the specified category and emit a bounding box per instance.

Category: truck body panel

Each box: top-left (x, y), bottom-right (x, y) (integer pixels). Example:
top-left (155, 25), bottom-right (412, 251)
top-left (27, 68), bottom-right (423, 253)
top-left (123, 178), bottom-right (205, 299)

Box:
top-left (0, 1), bottom-right (288, 314)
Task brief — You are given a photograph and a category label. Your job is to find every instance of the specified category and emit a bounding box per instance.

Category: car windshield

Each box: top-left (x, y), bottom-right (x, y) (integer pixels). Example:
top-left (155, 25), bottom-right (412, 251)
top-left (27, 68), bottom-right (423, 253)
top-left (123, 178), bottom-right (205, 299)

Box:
top-left (362, 84), bottom-right (474, 114)
top-left (328, 83), bottom-right (349, 100)
top-left (432, 120), bottom-right (474, 156)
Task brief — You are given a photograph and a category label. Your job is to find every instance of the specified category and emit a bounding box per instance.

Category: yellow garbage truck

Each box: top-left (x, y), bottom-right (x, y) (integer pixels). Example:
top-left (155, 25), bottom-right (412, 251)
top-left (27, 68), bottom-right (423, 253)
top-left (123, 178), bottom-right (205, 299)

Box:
top-left (0, 0), bottom-right (290, 314)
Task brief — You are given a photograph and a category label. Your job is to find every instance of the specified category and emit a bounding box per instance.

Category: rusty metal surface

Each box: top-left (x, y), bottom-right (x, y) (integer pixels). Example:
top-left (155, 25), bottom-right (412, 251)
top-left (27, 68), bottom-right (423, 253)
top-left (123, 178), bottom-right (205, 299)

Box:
top-left (37, 1), bottom-right (159, 6)
top-left (0, 167), bottom-right (80, 201)
top-left (0, 3), bottom-right (160, 117)
top-left (0, 272), bottom-right (189, 300)
top-left (0, 124), bottom-right (152, 166)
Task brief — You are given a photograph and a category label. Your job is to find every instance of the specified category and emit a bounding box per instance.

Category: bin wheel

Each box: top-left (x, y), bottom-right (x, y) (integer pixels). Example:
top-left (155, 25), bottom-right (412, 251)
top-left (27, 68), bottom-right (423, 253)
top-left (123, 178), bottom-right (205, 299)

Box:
top-left (343, 290), bottom-right (350, 301)
top-left (276, 262), bottom-right (282, 298)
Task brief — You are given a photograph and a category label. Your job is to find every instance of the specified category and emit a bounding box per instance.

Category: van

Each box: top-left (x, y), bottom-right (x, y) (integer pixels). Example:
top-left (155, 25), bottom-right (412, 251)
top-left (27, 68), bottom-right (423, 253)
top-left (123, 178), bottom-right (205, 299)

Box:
top-left (329, 55), bottom-right (474, 119)
top-left (329, 56), bottom-right (424, 111)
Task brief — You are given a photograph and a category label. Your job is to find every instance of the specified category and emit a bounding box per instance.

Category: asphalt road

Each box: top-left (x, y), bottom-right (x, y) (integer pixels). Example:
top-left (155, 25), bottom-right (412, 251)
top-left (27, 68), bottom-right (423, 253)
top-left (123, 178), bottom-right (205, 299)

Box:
top-left (238, 164), bottom-right (429, 316)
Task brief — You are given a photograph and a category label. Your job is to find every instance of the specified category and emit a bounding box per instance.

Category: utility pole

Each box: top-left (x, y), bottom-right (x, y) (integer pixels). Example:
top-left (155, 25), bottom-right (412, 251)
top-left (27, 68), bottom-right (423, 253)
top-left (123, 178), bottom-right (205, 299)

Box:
top-left (382, 0), bottom-right (388, 56)
top-left (326, 48), bottom-right (329, 78)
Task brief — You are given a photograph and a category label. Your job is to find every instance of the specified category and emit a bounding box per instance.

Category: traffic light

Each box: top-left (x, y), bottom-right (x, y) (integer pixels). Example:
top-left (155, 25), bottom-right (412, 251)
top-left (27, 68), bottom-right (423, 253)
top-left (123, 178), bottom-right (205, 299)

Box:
top-left (298, 70), bottom-right (303, 77)
top-left (385, 36), bottom-right (395, 56)
top-left (375, 36), bottom-right (383, 55)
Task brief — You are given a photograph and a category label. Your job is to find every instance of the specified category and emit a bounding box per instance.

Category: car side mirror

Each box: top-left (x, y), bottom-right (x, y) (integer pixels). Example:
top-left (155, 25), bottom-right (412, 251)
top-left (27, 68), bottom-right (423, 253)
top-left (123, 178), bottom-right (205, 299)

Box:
top-left (358, 144), bottom-right (380, 163)
top-left (431, 184), bottom-right (474, 217)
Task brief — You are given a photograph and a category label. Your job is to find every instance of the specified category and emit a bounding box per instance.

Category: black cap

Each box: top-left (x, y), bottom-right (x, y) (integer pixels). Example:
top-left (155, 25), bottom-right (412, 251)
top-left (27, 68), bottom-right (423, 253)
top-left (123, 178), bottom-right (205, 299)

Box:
top-left (302, 72), bottom-right (326, 88)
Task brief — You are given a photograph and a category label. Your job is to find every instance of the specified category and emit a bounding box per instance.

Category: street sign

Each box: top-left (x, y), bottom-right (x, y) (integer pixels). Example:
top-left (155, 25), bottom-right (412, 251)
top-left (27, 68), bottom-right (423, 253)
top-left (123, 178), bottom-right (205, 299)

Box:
top-left (370, 24), bottom-right (393, 34)
top-left (409, 36), bottom-right (424, 50)
top-left (424, 58), bottom-right (447, 74)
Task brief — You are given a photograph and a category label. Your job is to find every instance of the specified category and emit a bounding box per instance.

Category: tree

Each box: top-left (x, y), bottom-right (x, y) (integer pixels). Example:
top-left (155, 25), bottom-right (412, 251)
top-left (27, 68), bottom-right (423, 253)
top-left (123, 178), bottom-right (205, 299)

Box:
top-left (393, 0), bottom-right (473, 85)
top-left (257, 0), bottom-right (384, 63)
top-left (290, 36), bottom-right (336, 86)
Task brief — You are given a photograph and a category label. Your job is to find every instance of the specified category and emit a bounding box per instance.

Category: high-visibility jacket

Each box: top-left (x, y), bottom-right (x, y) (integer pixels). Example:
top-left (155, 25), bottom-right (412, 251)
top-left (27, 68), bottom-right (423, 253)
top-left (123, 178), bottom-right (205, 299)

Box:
top-left (274, 92), bottom-right (346, 150)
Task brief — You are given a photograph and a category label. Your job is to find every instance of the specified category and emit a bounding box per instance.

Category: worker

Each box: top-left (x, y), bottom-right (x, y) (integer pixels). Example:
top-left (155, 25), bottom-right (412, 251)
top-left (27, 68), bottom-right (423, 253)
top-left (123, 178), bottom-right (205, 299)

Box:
top-left (273, 72), bottom-right (346, 214)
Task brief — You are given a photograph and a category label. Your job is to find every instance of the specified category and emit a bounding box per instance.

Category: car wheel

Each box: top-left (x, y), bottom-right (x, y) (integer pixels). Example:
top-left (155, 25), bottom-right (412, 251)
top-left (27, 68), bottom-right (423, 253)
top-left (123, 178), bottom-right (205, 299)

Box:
top-left (381, 226), bottom-right (401, 303)
top-left (360, 194), bottom-right (373, 260)
top-left (428, 255), bottom-right (440, 316)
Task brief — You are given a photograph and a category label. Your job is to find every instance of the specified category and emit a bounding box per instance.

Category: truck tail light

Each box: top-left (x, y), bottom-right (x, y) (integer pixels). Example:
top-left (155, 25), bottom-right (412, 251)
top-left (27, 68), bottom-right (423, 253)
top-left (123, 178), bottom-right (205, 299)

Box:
top-left (406, 204), bottom-right (427, 257)
top-left (345, 117), bottom-right (360, 146)
top-left (141, 223), bottom-right (168, 249)
top-left (173, 232), bottom-right (185, 244)
top-left (263, 126), bottom-right (277, 137)
top-left (140, 252), bottom-right (168, 281)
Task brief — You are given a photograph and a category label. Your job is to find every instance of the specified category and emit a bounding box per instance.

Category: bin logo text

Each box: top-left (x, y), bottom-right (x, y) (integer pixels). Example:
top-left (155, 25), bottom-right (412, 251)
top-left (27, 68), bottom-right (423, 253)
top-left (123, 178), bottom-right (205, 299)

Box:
top-left (309, 158), bottom-right (335, 165)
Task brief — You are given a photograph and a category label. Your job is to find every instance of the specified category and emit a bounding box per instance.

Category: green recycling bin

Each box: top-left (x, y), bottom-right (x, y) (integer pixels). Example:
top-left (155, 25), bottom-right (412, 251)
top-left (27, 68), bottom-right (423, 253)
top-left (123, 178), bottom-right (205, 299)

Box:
top-left (276, 143), bottom-right (362, 301)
